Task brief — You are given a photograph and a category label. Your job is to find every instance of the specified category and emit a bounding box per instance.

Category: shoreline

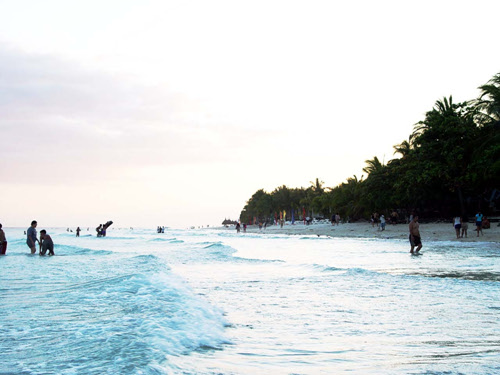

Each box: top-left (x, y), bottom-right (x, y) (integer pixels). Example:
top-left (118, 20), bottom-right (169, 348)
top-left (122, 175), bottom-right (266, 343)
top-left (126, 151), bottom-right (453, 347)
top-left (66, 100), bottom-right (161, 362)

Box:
top-left (217, 221), bottom-right (500, 243)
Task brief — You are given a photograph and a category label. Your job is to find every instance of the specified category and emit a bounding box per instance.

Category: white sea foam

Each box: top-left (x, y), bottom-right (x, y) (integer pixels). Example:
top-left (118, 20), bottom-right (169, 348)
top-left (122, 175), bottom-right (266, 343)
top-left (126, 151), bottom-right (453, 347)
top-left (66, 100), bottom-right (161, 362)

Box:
top-left (0, 227), bottom-right (498, 374)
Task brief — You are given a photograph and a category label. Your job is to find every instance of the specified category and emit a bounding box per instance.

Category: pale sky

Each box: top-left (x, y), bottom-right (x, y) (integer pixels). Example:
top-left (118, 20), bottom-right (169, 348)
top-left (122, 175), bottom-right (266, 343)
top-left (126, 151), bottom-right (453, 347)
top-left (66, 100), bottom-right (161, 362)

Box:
top-left (1, 0), bottom-right (499, 228)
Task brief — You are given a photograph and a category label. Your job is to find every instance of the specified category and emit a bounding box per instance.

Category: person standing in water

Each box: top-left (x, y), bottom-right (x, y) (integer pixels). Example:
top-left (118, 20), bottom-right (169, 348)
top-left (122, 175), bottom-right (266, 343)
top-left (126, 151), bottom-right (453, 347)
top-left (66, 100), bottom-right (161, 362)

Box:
top-left (409, 215), bottom-right (422, 254)
top-left (27, 220), bottom-right (40, 254)
top-left (40, 230), bottom-right (55, 256)
top-left (0, 223), bottom-right (7, 255)
top-left (76, 227), bottom-right (81, 237)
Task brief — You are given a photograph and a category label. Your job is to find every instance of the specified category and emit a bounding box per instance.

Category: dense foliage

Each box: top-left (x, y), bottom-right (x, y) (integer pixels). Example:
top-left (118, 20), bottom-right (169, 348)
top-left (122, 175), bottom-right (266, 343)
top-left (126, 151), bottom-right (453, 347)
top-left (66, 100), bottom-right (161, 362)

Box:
top-left (240, 73), bottom-right (500, 224)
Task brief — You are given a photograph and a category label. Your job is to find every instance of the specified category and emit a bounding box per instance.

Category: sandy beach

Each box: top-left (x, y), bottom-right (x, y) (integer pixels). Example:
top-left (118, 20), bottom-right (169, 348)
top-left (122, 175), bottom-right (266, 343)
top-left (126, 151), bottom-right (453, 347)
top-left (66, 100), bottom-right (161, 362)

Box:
top-left (228, 221), bottom-right (500, 243)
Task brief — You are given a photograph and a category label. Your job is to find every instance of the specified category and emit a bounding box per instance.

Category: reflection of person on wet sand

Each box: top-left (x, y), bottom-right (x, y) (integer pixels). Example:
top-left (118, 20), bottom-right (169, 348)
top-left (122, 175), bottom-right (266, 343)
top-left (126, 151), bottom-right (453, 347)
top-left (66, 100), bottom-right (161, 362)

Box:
top-left (409, 215), bottom-right (422, 254)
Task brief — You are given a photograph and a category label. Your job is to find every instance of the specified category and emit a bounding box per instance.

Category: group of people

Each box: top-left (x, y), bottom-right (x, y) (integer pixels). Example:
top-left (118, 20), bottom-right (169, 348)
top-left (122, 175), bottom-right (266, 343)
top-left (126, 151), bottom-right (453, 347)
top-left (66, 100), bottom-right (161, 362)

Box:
top-left (157, 226), bottom-right (165, 233)
top-left (96, 224), bottom-right (107, 237)
top-left (452, 212), bottom-right (489, 239)
top-left (27, 220), bottom-right (54, 256)
top-left (0, 219), bottom-right (118, 256)
top-left (331, 213), bottom-right (341, 226)
top-left (410, 211), bottom-right (490, 254)
top-left (96, 221), bottom-right (113, 237)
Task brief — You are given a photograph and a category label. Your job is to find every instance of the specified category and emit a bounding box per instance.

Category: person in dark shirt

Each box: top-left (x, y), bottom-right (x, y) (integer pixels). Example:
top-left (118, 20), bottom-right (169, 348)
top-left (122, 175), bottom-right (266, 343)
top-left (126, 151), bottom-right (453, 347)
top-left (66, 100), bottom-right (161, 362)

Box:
top-left (27, 220), bottom-right (40, 254)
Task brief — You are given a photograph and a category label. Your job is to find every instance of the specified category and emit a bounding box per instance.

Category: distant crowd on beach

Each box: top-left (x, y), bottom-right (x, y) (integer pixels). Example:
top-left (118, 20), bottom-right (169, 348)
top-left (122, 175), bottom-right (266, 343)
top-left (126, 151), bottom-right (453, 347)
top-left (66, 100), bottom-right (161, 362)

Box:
top-left (157, 226), bottom-right (165, 233)
top-left (365, 211), bottom-right (490, 239)
top-left (369, 211), bottom-right (401, 231)
top-left (230, 210), bottom-right (493, 255)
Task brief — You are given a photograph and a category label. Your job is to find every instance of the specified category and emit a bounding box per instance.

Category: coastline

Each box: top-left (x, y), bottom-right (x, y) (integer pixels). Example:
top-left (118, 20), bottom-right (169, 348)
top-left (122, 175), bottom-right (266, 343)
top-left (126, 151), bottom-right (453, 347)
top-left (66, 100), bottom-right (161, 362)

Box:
top-left (217, 221), bottom-right (500, 243)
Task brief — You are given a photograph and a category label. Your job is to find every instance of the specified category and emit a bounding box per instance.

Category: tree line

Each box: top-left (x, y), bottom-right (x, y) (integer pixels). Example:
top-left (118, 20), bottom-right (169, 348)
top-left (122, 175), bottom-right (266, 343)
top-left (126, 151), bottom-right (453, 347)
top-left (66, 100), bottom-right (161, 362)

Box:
top-left (240, 73), bottom-right (500, 224)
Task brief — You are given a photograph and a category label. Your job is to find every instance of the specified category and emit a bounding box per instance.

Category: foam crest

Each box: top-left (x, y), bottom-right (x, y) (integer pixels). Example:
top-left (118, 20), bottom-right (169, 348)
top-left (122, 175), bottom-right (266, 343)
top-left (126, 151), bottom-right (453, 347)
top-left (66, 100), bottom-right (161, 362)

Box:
top-left (0, 269), bottom-right (229, 374)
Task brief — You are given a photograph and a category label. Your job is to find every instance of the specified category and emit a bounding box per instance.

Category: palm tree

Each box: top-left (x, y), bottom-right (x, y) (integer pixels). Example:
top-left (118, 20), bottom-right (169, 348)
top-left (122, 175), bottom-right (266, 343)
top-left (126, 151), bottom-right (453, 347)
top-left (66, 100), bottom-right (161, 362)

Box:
top-left (362, 156), bottom-right (383, 174)
top-left (393, 139), bottom-right (412, 158)
top-left (473, 73), bottom-right (500, 126)
top-left (309, 178), bottom-right (325, 194)
top-left (434, 95), bottom-right (455, 115)
top-left (412, 96), bottom-right (456, 139)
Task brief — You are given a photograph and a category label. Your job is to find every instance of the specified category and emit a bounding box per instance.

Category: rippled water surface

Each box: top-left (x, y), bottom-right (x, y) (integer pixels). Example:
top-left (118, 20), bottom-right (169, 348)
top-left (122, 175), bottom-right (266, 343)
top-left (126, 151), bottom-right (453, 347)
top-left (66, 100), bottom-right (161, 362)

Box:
top-left (1, 227), bottom-right (499, 374)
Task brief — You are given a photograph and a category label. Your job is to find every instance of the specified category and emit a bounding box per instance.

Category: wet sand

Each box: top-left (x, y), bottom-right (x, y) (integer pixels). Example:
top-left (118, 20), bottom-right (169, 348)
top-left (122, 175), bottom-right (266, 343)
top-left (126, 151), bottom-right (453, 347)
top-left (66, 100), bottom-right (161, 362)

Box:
top-left (228, 221), bottom-right (500, 243)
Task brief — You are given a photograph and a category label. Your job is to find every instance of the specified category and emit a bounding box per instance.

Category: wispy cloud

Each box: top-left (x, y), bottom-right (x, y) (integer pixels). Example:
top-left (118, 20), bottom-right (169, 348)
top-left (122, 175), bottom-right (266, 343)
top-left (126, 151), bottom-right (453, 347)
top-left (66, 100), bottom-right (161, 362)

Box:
top-left (0, 45), bottom-right (262, 185)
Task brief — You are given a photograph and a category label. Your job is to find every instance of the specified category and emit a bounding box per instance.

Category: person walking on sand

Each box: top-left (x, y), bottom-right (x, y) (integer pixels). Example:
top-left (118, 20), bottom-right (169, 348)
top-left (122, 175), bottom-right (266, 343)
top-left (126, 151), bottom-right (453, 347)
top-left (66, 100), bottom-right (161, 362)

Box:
top-left (461, 215), bottom-right (469, 238)
top-left (409, 215), bottom-right (422, 253)
top-left (27, 220), bottom-right (40, 254)
top-left (0, 223), bottom-right (7, 255)
top-left (39, 230), bottom-right (54, 256)
top-left (453, 215), bottom-right (462, 239)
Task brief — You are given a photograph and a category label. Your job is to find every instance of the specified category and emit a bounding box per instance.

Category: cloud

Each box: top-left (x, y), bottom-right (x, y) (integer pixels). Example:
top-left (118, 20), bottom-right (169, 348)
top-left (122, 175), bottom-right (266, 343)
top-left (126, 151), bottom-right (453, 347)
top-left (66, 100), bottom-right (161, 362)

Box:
top-left (0, 45), bottom-right (265, 185)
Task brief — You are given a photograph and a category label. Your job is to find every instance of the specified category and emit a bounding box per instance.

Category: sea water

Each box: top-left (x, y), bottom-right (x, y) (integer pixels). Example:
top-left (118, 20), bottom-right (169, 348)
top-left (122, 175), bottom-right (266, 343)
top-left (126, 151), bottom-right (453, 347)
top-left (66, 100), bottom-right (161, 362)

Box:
top-left (0, 227), bottom-right (498, 374)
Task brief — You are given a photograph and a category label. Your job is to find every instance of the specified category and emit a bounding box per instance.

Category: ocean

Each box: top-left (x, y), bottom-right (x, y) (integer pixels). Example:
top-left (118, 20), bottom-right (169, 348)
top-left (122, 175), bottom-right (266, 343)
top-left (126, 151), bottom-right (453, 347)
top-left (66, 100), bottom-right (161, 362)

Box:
top-left (0, 227), bottom-right (499, 374)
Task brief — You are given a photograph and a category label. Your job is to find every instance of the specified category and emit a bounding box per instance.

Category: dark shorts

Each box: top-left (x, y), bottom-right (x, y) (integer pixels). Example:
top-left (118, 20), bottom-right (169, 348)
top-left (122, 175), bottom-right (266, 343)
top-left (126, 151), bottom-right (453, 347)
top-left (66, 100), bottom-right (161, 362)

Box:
top-left (409, 234), bottom-right (422, 246)
top-left (454, 224), bottom-right (461, 229)
top-left (476, 221), bottom-right (482, 227)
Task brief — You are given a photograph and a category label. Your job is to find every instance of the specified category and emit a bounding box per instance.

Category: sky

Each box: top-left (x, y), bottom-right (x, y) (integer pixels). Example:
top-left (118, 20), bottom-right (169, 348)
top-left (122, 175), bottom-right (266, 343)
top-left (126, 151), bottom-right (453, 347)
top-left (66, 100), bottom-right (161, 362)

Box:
top-left (1, 0), bottom-right (499, 229)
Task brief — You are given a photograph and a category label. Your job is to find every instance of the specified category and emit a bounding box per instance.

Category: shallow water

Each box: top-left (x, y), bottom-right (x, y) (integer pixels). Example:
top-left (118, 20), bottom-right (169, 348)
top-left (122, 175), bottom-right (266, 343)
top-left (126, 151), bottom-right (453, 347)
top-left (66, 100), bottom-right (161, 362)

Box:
top-left (1, 227), bottom-right (499, 374)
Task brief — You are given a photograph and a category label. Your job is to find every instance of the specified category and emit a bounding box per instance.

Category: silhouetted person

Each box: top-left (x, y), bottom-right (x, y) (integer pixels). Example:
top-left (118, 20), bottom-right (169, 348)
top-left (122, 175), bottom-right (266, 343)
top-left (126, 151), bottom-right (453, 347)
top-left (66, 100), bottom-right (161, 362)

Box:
top-left (40, 230), bottom-right (54, 256)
